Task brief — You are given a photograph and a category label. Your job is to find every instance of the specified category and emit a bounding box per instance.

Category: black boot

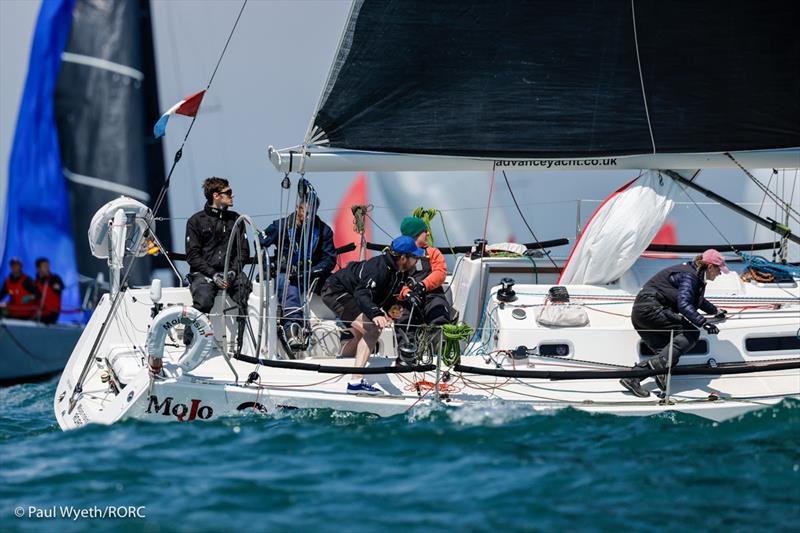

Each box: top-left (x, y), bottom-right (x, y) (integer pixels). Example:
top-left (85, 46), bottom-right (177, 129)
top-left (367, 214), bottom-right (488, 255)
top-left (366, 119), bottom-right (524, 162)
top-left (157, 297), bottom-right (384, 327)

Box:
top-left (620, 362), bottom-right (650, 398)
top-left (647, 356), bottom-right (669, 391)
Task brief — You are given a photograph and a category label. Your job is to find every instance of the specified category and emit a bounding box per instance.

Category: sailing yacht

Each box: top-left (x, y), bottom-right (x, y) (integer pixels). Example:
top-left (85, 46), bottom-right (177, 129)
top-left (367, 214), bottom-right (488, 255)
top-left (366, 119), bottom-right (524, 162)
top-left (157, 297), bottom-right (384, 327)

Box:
top-left (54, 0), bottom-right (799, 428)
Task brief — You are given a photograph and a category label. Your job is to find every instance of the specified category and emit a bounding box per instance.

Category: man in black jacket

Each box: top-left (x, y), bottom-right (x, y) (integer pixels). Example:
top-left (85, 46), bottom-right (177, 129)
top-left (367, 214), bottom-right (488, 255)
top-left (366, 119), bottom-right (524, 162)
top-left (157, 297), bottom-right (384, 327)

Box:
top-left (322, 236), bottom-right (424, 395)
top-left (620, 249), bottom-right (729, 398)
top-left (184, 177), bottom-right (251, 346)
top-left (260, 197), bottom-right (336, 348)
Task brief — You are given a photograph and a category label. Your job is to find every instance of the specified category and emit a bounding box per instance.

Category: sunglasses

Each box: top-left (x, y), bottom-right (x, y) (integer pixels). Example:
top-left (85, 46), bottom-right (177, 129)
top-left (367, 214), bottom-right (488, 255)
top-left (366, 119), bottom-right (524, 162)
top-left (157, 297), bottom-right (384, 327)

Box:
top-left (218, 189), bottom-right (233, 197)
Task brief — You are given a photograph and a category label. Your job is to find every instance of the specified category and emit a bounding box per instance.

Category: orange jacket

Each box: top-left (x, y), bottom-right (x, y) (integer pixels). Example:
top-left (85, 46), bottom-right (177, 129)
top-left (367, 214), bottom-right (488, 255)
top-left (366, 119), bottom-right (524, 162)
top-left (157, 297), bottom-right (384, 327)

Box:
top-left (400, 245), bottom-right (447, 299)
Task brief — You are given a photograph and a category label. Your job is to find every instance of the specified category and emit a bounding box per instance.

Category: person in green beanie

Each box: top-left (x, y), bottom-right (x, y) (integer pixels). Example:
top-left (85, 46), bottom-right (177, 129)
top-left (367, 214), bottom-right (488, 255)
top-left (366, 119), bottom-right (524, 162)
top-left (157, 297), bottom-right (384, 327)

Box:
top-left (398, 216), bottom-right (451, 326)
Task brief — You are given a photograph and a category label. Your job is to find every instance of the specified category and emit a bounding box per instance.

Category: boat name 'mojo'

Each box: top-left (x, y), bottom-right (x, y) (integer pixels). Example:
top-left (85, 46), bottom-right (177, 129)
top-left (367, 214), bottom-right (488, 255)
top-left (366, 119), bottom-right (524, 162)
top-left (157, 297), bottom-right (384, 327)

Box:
top-left (146, 395), bottom-right (213, 421)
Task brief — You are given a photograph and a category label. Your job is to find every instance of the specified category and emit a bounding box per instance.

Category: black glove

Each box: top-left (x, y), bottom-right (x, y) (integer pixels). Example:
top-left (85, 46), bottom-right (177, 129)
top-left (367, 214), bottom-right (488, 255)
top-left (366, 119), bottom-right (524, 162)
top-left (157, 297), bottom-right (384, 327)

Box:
top-left (714, 309), bottom-right (727, 320)
top-left (406, 292), bottom-right (423, 311)
top-left (703, 323), bottom-right (719, 335)
top-left (411, 282), bottom-right (426, 298)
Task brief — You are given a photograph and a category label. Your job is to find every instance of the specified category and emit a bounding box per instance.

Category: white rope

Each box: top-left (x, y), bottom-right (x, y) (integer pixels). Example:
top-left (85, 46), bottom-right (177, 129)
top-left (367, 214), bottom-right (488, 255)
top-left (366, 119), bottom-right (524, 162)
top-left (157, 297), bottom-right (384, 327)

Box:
top-left (630, 0), bottom-right (656, 154)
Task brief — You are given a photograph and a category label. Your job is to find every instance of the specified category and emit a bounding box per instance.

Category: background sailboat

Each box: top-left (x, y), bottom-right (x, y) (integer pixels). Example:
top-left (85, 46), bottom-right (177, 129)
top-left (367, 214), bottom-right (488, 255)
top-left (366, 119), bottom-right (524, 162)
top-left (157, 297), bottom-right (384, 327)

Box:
top-left (0, 0), bottom-right (170, 384)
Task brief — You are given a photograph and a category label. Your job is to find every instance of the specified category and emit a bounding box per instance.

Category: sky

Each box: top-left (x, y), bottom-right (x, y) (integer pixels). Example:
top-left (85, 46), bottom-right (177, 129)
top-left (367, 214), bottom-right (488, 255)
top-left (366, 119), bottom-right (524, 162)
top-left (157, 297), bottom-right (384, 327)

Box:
top-left (1, 0), bottom-right (797, 265)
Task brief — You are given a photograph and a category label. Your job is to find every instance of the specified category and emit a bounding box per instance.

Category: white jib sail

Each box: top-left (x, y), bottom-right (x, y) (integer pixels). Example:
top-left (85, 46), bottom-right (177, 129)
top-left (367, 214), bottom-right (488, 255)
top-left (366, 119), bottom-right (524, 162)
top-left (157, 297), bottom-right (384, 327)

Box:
top-left (558, 170), bottom-right (680, 286)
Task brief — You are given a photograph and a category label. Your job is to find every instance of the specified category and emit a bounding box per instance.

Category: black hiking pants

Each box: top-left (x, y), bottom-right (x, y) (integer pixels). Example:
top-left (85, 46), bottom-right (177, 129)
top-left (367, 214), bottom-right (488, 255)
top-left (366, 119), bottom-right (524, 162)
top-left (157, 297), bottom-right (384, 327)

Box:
top-left (631, 292), bottom-right (700, 366)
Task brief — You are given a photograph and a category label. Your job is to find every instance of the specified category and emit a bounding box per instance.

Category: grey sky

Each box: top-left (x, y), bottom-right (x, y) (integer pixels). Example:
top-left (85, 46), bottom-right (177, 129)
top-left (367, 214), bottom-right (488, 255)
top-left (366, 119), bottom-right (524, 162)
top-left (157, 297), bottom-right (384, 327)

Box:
top-left (1, 0), bottom-right (797, 262)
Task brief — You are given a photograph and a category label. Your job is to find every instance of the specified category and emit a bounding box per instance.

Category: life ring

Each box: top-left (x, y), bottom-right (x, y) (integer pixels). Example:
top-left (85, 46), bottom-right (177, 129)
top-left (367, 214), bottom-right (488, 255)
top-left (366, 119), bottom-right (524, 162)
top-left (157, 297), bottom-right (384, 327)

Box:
top-left (146, 306), bottom-right (217, 375)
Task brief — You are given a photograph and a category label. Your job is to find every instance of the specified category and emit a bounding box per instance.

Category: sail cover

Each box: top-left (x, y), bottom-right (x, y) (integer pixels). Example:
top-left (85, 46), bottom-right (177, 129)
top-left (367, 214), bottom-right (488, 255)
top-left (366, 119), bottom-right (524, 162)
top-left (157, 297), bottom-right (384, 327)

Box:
top-left (557, 171), bottom-right (678, 285)
top-left (310, 0), bottom-right (800, 159)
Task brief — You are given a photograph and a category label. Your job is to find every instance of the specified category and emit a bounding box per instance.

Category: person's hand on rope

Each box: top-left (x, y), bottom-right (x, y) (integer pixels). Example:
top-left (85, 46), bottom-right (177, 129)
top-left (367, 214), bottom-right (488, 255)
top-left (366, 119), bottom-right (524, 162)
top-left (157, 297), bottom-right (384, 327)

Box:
top-left (714, 309), bottom-right (728, 320)
top-left (703, 323), bottom-right (720, 335)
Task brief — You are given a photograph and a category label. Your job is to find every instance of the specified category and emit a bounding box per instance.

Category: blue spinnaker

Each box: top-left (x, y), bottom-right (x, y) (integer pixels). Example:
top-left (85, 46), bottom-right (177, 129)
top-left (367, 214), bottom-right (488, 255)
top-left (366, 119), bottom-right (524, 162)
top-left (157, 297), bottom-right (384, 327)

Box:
top-left (1, 0), bottom-right (79, 322)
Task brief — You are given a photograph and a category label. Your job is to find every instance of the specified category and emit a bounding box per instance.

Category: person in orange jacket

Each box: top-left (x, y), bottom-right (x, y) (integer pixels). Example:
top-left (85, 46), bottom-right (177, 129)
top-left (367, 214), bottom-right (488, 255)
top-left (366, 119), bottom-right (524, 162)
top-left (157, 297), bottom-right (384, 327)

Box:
top-left (0, 257), bottom-right (41, 320)
top-left (34, 258), bottom-right (63, 324)
top-left (397, 216), bottom-right (451, 326)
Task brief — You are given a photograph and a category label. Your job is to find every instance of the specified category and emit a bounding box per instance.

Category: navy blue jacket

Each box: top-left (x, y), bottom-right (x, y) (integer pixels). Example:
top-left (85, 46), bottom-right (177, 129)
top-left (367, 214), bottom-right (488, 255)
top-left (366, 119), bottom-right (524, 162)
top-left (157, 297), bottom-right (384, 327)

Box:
top-left (260, 214), bottom-right (336, 281)
top-left (641, 263), bottom-right (718, 327)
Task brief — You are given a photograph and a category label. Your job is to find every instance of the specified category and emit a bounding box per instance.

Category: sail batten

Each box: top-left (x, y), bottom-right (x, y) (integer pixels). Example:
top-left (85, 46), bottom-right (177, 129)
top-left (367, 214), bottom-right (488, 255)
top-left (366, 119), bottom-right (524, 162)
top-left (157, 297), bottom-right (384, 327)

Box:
top-left (299, 0), bottom-right (800, 164)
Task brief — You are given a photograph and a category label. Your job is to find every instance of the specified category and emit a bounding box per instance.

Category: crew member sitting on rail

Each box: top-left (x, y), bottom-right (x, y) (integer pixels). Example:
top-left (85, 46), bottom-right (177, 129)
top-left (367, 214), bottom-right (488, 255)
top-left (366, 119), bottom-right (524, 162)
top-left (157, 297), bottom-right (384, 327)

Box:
top-left (184, 177), bottom-right (251, 346)
top-left (0, 257), bottom-right (41, 320)
top-left (396, 216), bottom-right (451, 326)
top-left (321, 236), bottom-right (424, 395)
top-left (260, 197), bottom-right (336, 350)
top-left (34, 257), bottom-right (63, 324)
top-left (620, 249), bottom-right (728, 398)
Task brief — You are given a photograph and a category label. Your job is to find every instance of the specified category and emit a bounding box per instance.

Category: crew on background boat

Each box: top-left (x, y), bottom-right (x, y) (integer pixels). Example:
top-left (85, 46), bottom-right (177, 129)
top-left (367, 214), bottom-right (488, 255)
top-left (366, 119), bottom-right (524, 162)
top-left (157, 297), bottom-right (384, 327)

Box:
top-left (620, 249), bottom-right (729, 398)
top-left (184, 177), bottom-right (251, 347)
top-left (321, 235), bottom-right (424, 395)
top-left (260, 197), bottom-right (336, 350)
top-left (0, 257), bottom-right (41, 320)
top-left (34, 257), bottom-right (63, 324)
top-left (396, 216), bottom-right (451, 326)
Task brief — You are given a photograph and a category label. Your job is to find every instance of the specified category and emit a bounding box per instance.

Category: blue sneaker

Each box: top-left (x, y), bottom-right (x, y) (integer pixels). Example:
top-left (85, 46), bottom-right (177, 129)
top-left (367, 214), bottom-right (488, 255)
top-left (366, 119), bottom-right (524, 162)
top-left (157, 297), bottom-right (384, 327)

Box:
top-left (347, 379), bottom-right (383, 396)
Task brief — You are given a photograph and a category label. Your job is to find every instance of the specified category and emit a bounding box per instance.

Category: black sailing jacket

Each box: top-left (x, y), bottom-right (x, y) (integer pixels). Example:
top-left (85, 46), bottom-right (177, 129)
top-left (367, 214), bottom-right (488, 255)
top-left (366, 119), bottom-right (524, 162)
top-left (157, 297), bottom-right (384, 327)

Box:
top-left (323, 253), bottom-right (409, 320)
top-left (185, 204), bottom-right (250, 278)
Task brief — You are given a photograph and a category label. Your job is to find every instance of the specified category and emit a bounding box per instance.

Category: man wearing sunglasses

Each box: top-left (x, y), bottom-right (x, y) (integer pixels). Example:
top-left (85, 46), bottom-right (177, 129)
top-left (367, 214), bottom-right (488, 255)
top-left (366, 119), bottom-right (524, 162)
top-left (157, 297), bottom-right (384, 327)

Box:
top-left (184, 177), bottom-right (251, 345)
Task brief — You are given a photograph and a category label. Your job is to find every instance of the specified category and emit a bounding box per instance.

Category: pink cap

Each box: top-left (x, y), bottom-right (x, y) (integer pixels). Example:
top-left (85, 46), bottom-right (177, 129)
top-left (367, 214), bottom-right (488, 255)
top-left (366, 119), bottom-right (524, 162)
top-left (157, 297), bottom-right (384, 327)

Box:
top-left (702, 249), bottom-right (730, 273)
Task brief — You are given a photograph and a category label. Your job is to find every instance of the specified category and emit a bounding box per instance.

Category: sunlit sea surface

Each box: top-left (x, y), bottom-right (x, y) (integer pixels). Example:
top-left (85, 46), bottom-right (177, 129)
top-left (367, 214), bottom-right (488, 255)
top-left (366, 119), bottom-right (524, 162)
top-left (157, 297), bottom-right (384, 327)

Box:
top-left (2, 379), bottom-right (798, 532)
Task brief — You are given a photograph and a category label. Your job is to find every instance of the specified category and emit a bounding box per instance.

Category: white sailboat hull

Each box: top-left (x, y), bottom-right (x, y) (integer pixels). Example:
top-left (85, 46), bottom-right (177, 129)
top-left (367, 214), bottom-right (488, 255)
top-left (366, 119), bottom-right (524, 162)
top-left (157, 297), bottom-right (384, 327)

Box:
top-left (54, 274), bottom-right (800, 430)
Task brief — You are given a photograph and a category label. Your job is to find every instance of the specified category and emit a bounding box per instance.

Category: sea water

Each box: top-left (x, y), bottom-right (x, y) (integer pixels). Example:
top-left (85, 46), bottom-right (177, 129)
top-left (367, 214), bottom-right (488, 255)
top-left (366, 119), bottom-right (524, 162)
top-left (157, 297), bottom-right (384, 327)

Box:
top-left (1, 379), bottom-right (798, 532)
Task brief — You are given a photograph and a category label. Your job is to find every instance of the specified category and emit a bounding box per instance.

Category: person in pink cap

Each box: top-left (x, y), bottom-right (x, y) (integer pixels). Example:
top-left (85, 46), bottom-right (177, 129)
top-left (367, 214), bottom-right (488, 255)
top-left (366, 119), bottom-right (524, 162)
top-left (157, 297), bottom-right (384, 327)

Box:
top-left (620, 249), bottom-right (729, 398)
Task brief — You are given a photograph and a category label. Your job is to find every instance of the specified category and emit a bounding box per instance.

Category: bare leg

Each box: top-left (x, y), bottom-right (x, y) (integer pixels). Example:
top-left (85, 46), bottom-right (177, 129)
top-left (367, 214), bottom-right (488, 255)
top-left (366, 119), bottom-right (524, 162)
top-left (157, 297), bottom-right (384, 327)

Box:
top-left (340, 332), bottom-right (361, 357)
top-left (350, 313), bottom-right (380, 381)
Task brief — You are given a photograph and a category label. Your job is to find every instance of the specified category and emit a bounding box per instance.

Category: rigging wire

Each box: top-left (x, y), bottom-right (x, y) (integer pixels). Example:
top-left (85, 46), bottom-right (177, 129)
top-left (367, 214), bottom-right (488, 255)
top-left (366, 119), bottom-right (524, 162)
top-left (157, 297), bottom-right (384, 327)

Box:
top-left (750, 169), bottom-right (777, 253)
top-left (671, 171), bottom-right (738, 253)
top-left (151, 0), bottom-right (249, 219)
top-left (725, 152), bottom-right (800, 224)
top-left (501, 170), bottom-right (560, 270)
top-left (630, 0), bottom-right (656, 155)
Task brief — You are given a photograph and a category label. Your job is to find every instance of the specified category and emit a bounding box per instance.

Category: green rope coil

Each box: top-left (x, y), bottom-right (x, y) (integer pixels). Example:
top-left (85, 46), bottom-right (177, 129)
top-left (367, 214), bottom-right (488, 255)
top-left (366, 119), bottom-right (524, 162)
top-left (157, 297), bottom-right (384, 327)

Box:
top-left (441, 322), bottom-right (473, 366)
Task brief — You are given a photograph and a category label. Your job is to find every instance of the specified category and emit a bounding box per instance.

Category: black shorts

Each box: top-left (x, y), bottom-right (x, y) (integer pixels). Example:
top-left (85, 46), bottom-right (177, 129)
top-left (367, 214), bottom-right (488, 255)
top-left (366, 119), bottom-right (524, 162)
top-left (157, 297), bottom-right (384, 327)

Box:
top-left (321, 285), bottom-right (361, 324)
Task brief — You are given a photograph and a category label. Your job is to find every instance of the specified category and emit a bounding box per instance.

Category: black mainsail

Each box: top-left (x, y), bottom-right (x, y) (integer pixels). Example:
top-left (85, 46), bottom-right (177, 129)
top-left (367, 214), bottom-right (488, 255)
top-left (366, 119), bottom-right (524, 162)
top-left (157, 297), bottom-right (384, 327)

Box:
top-left (271, 0), bottom-right (800, 172)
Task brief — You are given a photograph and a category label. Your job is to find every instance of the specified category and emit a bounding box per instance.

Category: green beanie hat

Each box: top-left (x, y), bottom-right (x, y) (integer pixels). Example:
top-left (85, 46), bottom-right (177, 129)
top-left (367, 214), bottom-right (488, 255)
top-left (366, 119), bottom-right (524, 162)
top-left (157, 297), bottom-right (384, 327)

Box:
top-left (400, 217), bottom-right (427, 238)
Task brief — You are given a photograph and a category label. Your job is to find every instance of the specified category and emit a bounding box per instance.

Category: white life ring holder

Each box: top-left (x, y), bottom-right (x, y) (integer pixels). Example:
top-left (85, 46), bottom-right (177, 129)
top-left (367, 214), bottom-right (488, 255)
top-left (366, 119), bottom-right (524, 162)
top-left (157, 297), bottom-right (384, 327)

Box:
top-left (88, 196), bottom-right (154, 259)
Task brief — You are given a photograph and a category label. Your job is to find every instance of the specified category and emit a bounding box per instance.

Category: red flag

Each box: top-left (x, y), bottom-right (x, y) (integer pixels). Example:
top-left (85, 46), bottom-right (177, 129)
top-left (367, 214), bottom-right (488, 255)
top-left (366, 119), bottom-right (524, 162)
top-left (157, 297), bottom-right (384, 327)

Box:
top-left (334, 173), bottom-right (369, 270)
top-left (175, 90), bottom-right (206, 117)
